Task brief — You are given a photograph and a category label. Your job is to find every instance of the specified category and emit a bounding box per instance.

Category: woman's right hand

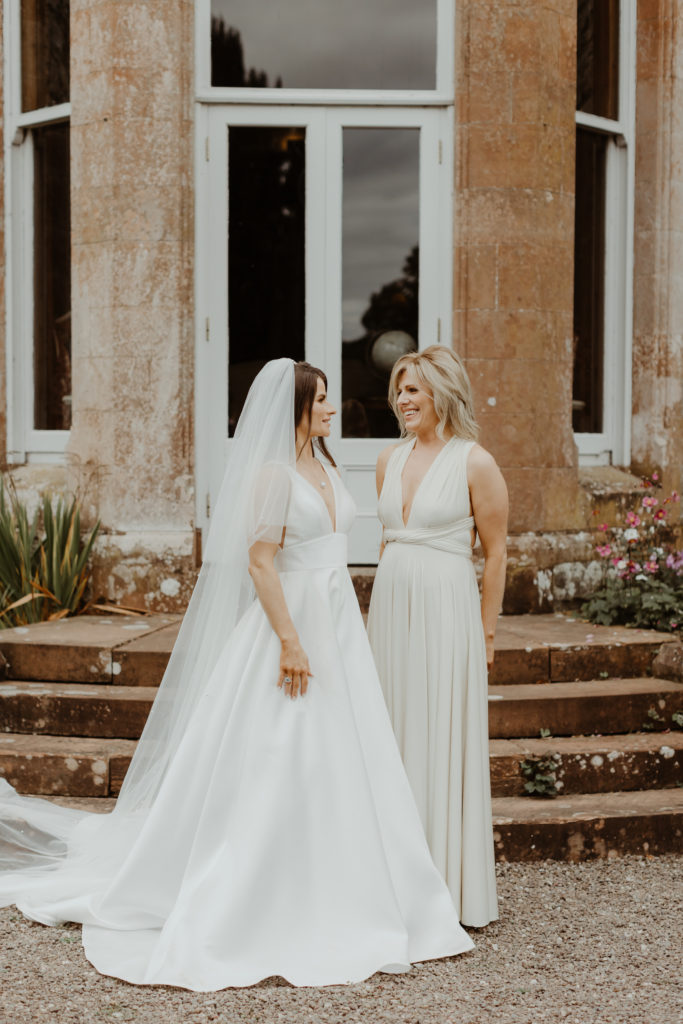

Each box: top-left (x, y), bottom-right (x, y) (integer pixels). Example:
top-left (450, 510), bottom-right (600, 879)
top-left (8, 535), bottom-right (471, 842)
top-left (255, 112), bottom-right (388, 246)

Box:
top-left (278, 637), bottom-right (313, 699)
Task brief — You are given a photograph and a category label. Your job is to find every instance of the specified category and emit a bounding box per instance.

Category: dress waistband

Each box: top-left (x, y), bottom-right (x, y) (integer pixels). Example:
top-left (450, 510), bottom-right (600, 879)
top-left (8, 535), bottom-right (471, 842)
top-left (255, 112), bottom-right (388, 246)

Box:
top-left (275, 533), bottom-right (348, 572)
top-left (384, 516), bottom-right (474, 559)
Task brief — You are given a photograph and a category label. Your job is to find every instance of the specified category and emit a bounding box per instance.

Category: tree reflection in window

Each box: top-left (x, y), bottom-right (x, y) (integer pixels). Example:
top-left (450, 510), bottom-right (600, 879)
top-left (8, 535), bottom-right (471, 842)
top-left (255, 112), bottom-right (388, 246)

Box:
top-left (211, 19), bottom-right (281, 88)
top-left (342, 247), bottom-right (418, 439)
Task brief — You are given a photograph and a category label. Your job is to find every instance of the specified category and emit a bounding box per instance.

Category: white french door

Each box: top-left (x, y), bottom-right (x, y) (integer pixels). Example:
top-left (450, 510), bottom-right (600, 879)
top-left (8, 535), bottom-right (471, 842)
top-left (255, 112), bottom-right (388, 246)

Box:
top-left (195, 103), bottom-right (453, 562)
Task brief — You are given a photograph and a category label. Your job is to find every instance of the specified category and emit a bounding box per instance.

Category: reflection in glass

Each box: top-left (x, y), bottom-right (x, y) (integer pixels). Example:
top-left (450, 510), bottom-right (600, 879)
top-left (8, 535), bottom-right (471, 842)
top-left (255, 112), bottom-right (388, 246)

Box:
top-left (21, 0), bottom-right (70, 112)
top-left (576, 0), bottom-right (619, 120)
top-left (211, 0), bottom-right (436, 90)
top-left (228, 127), bottom-right (306, 433)
top-left (572, 128), bottom-right (606, 434)
top-left (33, 123), bottom-right (71, 430)
top-left (342, 129), bottom-right (419, 438)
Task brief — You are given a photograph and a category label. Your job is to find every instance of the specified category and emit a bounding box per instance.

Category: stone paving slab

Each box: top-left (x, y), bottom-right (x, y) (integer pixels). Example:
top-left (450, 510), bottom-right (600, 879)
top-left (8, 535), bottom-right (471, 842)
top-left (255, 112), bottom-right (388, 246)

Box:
top-left (113, 621), bottom-right (181, 686)
top-left (0, 733), bottom-right (136, 796)
top-left (0, 682), bottom-right (157, 738)
top-left (0, 615), bottom-right (180, 683)
top-left (487, 677), bottom-right (683, 738)
top-left (492, 614), bottom-right (674, 684)
top-left (489, 731), bottom-right (683, 797)
top-left (492, 788), bottom-right (683, 861)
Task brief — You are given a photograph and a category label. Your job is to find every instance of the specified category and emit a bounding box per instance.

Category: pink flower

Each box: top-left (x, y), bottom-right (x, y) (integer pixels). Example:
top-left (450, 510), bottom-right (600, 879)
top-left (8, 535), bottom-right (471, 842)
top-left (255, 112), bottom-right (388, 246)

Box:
top-left (671, 491), bottom-right (680, 503)
top-left (626, 511), bottom-right (641, 527)
top-left (651, 471), bottom-right (659, 482)
top-left (598, 523), bottom-right (609, 533)
top-left (644, 560), bottom-right (658, 573)
top-left (654, 508), bottom-right (667, 521)
top-left (642, 496), bottom-right (658, 508)
top-left (596, 544), bottom-right (612, 558)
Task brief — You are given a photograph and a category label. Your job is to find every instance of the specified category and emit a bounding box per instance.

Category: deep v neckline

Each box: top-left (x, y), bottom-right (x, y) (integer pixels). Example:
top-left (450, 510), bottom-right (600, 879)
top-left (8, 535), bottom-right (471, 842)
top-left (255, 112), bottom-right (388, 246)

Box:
top-left (399, 437), bottom-right (455, 528)
top-left (296, 460), bottom-right (337, 533)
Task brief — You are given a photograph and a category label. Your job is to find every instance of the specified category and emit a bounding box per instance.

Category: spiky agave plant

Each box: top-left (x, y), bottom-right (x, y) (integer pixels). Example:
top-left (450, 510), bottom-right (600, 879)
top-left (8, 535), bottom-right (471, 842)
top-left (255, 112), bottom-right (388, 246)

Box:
top-left (0, 480), bottom-right (42, 625)
top-left (0, 478), bottom-right (100, 627)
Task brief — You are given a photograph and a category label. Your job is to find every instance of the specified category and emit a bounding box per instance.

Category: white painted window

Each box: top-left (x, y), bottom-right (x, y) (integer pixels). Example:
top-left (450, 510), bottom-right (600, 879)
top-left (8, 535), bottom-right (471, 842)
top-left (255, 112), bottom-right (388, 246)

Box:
top-left (194, 0), bottom-right (455, 561)
top-left (3, 0), bottom-right (72, 463)
top-left (573, 0), bottom-right (636, 465)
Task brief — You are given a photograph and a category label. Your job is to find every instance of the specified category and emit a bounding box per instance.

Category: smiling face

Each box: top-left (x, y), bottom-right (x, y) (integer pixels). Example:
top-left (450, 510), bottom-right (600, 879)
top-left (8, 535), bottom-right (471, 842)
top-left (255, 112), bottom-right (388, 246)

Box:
top-left (297, 375), bottom-right (336, 446)
top-left (396, 366), bottom-right (438, 436)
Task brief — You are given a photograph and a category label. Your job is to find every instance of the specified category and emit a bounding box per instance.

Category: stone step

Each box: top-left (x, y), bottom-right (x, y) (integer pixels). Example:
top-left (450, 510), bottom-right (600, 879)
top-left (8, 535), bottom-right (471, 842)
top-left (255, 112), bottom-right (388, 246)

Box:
top-left (44, 788), bottom-right (683, 863)
top-left (4, 729), bottom-right (681, 801)
top-left (491, 788), bottom-right (683, 861)
top-left (0, 613), bottom-right (674, 687)
top-left (0, 734), bottom-right (136, 797)
top-left (2, 677), bottom-right (681, 743)
top-left (488, 678), bottom-right (683, 738)
top-left (489, 732), bottom-right (683, 797)
top-left (0, 615), bottom-right (181, 686)
top-left (0, 682), bottom-right (157, 738)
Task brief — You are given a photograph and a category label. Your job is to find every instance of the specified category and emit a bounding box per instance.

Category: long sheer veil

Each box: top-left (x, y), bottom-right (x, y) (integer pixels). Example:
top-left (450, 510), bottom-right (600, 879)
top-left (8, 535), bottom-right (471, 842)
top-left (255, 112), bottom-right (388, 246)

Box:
top-left (0, 358), bottom-right (296, 902)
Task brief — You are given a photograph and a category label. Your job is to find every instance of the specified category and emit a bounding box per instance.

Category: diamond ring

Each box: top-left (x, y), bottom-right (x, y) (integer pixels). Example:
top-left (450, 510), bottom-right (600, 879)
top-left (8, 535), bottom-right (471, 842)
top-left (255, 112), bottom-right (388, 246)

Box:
top-left (283, 676), bottom-right (292, 684)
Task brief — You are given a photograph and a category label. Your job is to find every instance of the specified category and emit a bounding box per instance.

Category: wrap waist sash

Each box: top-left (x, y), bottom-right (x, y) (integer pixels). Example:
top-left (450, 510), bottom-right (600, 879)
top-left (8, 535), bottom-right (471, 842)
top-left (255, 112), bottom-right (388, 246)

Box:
top-left (275, 533), bottom-right (348, 572)
top-left (384, 515), bottom-right (475, 559)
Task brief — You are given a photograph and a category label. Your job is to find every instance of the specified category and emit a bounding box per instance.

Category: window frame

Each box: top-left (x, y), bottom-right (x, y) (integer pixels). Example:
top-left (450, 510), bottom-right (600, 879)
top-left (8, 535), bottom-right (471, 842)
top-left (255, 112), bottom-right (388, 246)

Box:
top-left (195, 0), bottom-right (455, 104)
top-left (573, 0), bottom-right (636, 466)
top-left (3, 0), bottom-right (71, 463)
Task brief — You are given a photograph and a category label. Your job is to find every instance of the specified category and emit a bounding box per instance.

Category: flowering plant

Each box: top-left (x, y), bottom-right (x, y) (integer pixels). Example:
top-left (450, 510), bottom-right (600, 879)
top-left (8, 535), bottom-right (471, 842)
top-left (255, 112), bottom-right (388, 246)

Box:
top-left (581, 474), bottom-right (683, 633)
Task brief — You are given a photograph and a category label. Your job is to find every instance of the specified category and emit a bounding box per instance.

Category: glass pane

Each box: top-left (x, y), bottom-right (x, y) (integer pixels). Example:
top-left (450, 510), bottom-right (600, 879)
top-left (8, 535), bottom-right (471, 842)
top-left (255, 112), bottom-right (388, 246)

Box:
top-left (33, 123), bottom-right (71, 431)
top-left (572, 128), bottom-right (606, 434)
top-left (21, 0), bottom-right (70, 112)
top-left (211, 0), bottom-right (436, 90)
top-left (228, 126), bottom-right (306, 434)
top-left (577, 0), bottom-right (619, 120)
top-left (342, 128), bottom-right (419, 438)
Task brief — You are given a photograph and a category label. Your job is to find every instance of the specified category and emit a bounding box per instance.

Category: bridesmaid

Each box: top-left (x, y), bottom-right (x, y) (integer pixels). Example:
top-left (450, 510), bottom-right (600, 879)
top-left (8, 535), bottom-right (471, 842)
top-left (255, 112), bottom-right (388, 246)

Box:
top-left (367, 345), bottom-right (508, 928)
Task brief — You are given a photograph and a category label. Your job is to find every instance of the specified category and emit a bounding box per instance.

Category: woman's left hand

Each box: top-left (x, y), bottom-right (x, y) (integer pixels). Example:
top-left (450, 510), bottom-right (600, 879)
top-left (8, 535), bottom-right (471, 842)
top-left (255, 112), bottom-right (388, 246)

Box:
top-left (486, 638), bottom-right (495, 671)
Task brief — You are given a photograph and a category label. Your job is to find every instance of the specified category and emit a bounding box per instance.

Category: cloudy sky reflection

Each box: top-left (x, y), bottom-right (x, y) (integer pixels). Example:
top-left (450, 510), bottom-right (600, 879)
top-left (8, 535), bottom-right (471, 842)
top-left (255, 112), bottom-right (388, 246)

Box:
top-left (211, 0), bottom-right (436, 90)
top-left (342, 128), bottom-right (419, 339)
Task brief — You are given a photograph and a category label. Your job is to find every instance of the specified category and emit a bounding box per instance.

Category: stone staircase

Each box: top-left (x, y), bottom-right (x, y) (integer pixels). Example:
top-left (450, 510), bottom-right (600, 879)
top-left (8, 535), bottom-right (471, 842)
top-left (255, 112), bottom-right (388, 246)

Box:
top-left (0, 610), bottom-right (681, 861)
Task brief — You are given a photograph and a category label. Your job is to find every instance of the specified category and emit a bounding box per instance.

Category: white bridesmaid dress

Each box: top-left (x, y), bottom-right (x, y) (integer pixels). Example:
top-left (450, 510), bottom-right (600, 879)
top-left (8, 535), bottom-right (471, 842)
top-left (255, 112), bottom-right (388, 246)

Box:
top-left (1, 462), bottom-right (473, 990)
top-left (367, 437), bottom-right (498, 928)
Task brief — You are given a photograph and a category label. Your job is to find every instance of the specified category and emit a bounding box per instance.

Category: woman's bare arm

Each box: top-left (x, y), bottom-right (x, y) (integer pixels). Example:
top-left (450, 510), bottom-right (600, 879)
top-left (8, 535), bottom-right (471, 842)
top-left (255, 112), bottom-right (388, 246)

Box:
top-left (467, 445), bottom-right (509, 671)
top-left (248, 540), bottom-right (312, 699)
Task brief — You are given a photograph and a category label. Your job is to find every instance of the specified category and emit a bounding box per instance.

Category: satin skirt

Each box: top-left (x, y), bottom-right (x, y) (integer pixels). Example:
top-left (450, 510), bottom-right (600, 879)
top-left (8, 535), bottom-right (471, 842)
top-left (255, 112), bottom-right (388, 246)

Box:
top-left (3, 541), bottom-right (473, 990)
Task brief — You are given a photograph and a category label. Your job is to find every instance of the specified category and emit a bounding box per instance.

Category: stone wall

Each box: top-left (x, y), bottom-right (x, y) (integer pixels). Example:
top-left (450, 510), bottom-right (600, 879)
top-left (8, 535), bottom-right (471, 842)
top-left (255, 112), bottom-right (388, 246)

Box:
top-left (68, 0), bottom-right (196, 609)
top-left (632, 0), bottom-right (683, 498)
top-left (453, 0), bottom-right (583, 542)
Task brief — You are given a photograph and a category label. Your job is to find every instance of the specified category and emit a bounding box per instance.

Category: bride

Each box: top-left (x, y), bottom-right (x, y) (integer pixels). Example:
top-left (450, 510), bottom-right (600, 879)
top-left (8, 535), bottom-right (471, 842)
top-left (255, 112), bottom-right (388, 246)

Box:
top-left (0, 358), bottom-right (473, 991)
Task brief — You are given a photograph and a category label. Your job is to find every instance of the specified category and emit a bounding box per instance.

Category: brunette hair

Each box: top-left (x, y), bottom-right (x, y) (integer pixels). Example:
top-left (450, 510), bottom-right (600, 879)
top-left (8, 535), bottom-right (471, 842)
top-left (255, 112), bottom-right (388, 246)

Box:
top-left (388, 345), bottom-right (479, 441)
top-left (294, 361), bottom-right (337, 466)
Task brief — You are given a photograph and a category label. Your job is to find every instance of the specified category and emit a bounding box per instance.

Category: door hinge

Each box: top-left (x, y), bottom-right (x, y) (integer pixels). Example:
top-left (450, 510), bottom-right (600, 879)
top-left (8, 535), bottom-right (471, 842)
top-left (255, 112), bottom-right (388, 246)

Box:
top-left (438, 139), bottom-right (443, 164)
top-left (437, 317), bottom-right (442, 342)
top-left (205, 136), bottom-right (210, 161)
top-left (205, 317), bottom-right (210, 342)
top-left (206, 492), bottom-right (211, 518)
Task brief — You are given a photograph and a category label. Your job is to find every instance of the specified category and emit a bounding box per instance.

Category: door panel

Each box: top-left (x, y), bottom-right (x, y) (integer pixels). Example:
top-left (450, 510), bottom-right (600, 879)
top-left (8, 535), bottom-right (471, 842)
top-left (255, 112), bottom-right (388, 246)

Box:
top-left (197, 105), bottom-right (451, 562)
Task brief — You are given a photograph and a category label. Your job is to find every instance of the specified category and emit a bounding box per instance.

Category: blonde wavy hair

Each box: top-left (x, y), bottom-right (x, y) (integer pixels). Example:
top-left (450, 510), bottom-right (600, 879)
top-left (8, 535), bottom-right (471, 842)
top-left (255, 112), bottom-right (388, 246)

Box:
top-left (388, 345), bottom-right (479, 441)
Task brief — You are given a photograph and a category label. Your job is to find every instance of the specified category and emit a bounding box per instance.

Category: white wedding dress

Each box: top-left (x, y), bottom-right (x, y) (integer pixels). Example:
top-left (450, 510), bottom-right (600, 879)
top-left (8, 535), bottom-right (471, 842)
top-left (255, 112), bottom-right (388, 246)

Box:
top-left (367, 437), bottom-right (498, 928)
top-left (0, 462), bottom-right (473, 990)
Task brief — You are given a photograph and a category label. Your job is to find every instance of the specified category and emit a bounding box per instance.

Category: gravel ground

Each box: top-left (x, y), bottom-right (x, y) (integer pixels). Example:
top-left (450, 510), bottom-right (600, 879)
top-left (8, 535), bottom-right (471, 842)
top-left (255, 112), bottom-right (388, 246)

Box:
top-left (1, 856), bottom-right (681, 1024)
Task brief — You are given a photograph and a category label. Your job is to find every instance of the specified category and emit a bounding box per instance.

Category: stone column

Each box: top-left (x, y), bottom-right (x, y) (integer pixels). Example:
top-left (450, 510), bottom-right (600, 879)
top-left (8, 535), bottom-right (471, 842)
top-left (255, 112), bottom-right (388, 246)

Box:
top-left (632, 0), bottom-right (683, 499)
top-left (69, 0), bottom-right (196, 607)
top-left (453, 0), bottom-right (581, 535)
